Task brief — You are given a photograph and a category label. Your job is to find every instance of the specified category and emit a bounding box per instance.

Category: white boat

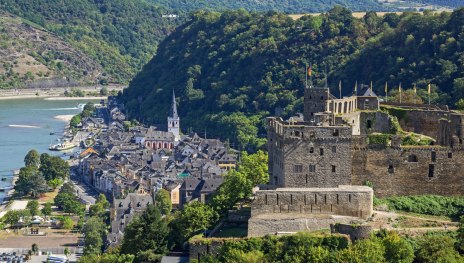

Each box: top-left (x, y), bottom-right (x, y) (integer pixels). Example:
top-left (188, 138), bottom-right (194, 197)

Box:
top-left (49, 141), bottom-right (76, 151)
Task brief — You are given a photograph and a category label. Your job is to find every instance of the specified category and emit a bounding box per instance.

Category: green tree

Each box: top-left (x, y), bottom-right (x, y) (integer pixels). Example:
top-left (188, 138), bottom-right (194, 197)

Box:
top-left (14, 165), bottom-right (39, 195)
top-left (456, 98), bottom-right (464, 110)
top-left (82, 216), bottom-right (106, 255)
top-left (338, 238), bottom-right (386, 263)
top-left (29, 174), bottom-right (49, 198)
top-left (155, 189), bottom-right (172, 215)
top-left (1, 209), bottom-right (31, 225)
top-left (382, 231), bottom-right (414, 263)
top-left (170, 202), bottom-right (218, 246)
top-left (26, 200), bottom-right (40, 216)
top-left (210, 170), bottom-right (250, 213)
top-left (24, 149), bottom-right (40, 167)
top-left (416, 235), bottom-right (463, 263)
top-left (100, 87), bottom-right (109, 96)
top-left (121, 204), bottom-right (169, 260)
top-left (39, 153), bottom-right (70, 181)
top-left (62, 216), bottom-right (74, 230)
top-left (41, 202), bottom-right (53, 218)
top-left (239, 150), bottom-right (269, 186)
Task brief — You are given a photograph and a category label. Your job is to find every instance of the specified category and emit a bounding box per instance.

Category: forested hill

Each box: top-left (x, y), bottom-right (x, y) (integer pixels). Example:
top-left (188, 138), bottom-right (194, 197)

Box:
top-left (0, 0), bottom-right (182, 84)
top-left (122, 7), bottom-right (464, 151)
top-left (151, 0), bottom-right (391, 13)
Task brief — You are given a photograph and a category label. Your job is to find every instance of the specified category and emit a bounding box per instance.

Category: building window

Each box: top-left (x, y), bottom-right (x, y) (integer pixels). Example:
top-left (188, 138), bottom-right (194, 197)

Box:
top-left (294, 131), bottom-right (300, 137)
top-left (407, 154), bottom-right (418, 162)
top-left (331, 165), bottom-right (336, 173)
top-left (293, 164), bottom-right (303, 173)
top-left (448, 152), bottom-right (453, 158)
top-left (431, 151), bottom-right (436, 162)
top-left (333, 129), bottom-right (339, 136)
top-left (428, 164), bottom-right (435, 178)
top-left (332, 146), bottom-right (336, 153)
top-left (309, 164), bottom-right (316, 172)
top-left (320, 148), bottom-right (324, 156)
top-left (310, 147), bottom-right (314, 153)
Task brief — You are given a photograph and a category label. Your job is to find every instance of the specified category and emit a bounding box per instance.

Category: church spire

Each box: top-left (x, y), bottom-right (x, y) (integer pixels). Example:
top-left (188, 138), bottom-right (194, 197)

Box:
top-left (170, 89), bottom-right (178, 119)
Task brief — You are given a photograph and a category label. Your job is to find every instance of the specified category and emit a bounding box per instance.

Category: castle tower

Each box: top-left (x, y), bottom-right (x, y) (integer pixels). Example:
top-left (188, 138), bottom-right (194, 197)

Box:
top-left (168, 90), bottom-right (180, 142)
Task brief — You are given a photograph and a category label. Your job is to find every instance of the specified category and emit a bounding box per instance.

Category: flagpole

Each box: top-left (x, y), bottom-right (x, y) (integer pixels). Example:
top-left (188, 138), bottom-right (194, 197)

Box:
top-left (428, 84), bottom-right (431, 105)
top-left (339, 80), bottom-right (342, 99)
top-left (385, 82), bottom-right (388, 103)
top-left (305, 63), bottom-right (308, 88)
top-left (310, 64), bottom-right (313, 88)
top-left (399, 83), bottom-right (402, 104)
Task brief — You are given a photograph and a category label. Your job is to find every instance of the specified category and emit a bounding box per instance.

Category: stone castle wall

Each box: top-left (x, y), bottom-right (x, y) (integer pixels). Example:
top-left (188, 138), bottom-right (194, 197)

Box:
top-left (267, 117), bottom-right (353, 188)
top-left (251, 186), bottom-right (373, 220)
top-left (352, 146), bottom-right (464, 197)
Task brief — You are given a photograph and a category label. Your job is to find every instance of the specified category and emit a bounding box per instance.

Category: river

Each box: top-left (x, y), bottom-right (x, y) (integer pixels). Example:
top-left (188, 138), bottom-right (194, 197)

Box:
top-left (0, 98), bottom-right (99, 200)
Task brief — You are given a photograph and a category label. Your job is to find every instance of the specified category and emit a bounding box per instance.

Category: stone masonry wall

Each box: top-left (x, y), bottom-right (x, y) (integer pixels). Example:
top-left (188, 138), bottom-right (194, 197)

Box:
top-left (281, 125), bottom-right (352, 188)
top-left (352, 147), bottom-right (464, 197)
top-left (251, 187), bottom-right (373, 220)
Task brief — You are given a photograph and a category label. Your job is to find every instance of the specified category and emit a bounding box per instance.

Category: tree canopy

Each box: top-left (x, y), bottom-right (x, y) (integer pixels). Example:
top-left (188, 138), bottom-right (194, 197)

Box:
top-left (123, 8), bottom-right (464, 150)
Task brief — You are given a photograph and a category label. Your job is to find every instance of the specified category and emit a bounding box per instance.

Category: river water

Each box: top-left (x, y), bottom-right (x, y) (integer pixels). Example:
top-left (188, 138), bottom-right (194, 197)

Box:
top-left (0, 98), bottom-right (98, 200)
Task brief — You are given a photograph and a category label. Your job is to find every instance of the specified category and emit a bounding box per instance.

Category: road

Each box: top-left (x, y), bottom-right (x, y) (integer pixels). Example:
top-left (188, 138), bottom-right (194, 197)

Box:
top-left (69, 170), bottom-right (97, 205)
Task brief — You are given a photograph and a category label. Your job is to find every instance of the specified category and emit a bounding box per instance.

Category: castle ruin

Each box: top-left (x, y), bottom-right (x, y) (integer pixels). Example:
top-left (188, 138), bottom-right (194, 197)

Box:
top-left (248, 83), bottom-right (464, 237)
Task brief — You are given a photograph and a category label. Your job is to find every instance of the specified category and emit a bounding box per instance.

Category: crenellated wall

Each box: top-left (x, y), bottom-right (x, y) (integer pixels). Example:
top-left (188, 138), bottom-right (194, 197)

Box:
top-left (251, 186), bottom-right (373, 219)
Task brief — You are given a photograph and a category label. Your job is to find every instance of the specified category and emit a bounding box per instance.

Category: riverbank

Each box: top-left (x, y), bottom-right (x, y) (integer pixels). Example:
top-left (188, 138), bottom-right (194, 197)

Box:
top-left (0, 85), bottom-right (124, 100)
top-left (45, 96), bottom-right (107, 101)
top-left (54, 115), bottom-right (75, 122)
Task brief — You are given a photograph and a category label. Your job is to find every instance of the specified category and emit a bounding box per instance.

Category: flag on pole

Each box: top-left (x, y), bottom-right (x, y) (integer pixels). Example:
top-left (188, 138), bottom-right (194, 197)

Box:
top-left (414, 84), bottom-right (417, 94)
top-left (399, 83), bottom-right (402, 94)
top-left (370, 81), bottom-right (373, 92)
top-left (308, 65), bottom-right (312, 77)
top-left (354, 81), bottom-right (358, 94)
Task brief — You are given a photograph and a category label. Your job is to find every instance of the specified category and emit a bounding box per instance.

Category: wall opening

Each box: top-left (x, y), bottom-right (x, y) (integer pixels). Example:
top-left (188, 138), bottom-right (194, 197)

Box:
top-left (407, 154), bottom-right (418, 162)
top-left (388, 164), bottom-right (394, 174)
top-left (320, 148), bottom-right (324, 156)
top-left (315, 194), bottom-right (317, 205)
top-left (448, 152), bottom-right (453, 158)
top-left (332, 146), bottom-right (337, 153)
top-left (332, 165), bottom-right (336, 173)
top-left (294, 131), bottom-right (300, 137)
top-left (324, 195), bottom-right (327, 204)
top-left (366, 120), bottom-right (372, 129)
top-left (431, 151), bottom-right (436, 162)
top-left (336, 194), bottom-right (339, 204)
top-left (310, 147), bottom-right (314, 153)
top-left (348, 194), bottom-right (351, 203)
top-left (333, 129), bottom-right (339, 136)
top-left (428, 164), bottom-right (435, 178)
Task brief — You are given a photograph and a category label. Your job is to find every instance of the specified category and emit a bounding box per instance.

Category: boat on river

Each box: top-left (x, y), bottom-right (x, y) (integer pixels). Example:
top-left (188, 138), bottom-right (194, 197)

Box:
top-left (49, 141), bottom-right (76, 151)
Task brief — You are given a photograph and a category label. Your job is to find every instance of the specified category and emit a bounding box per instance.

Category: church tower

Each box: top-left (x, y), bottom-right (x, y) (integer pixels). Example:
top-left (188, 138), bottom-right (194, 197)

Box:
top-left (168, 90), bottom-right (180, 142)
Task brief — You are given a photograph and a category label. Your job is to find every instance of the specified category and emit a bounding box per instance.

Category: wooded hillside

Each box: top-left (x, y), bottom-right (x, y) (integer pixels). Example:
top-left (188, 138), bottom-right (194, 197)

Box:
top-left (122, 7), bottom-right (464, 151)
